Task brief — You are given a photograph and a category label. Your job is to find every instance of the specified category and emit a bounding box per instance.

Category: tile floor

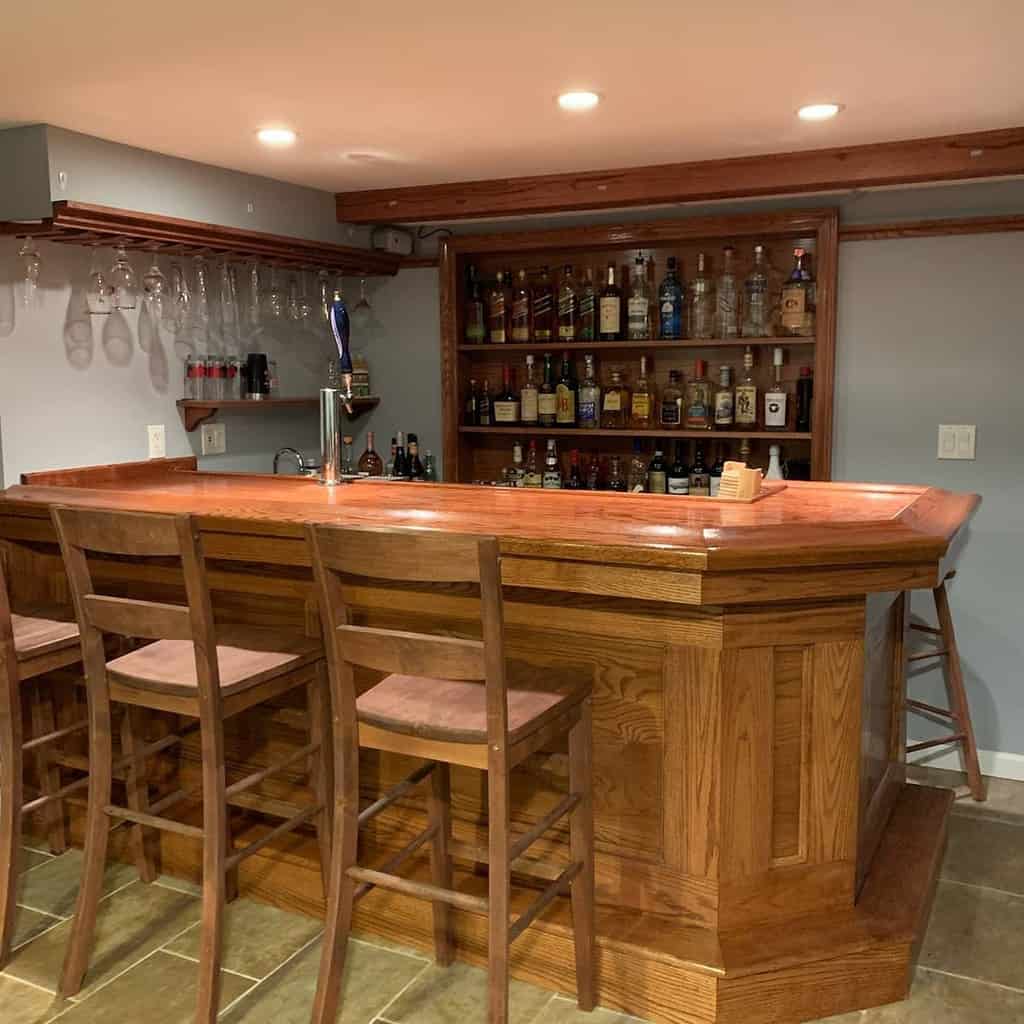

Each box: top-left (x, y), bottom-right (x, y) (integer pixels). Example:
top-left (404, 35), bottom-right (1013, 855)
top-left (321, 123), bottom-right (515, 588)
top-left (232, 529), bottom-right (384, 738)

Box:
top-left (2, 766), bottom-right (1022, 1024)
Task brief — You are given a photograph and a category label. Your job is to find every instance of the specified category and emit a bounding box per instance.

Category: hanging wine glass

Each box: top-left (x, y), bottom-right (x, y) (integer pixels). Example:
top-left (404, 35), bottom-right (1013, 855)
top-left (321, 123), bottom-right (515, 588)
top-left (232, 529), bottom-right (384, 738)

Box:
top-left (265, 267), bottom-right (284, 319)
top-left (17, 237), bottom-right (42, 307)
top-left (317, 269), bottom-right (331, 323)
top-left (110, 245), bottom-right (137, 310)
top-left (166, 261), bottom-right (191, 332)
top-left (287, 274), bottom-right (301, 321)
top-left (142, 257), bottom-right (167, 320)
top-left (247, 262), bottom-right (262, 329)
top-left (219, 262), bottom-right (240, 346)
top-left (297, 271), bottom-right (314, 322)
top-left (352, 278), bottom-right (372, 329)
top-left (86, 246), bottom-right (115, 316)
top-left (192, 255), bottom-right (211, 325)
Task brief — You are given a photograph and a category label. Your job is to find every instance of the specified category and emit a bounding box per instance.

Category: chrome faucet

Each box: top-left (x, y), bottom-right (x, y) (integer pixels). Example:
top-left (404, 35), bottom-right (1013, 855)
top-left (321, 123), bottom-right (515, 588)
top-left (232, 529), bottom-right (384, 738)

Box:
top-left (273, 448), bottom-right (319, 476)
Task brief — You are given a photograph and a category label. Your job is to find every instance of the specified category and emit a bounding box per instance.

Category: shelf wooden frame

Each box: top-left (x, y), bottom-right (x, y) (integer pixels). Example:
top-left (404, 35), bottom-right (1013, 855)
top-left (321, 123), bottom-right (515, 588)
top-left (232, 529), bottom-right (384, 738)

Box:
top-left (460, 426), bottom-right (811, 441)
top-left (0, 201), bottom-right (400, 276)
top-left (176, 396), bottom-right (379, 432)
top-left (440, 208), bottom-right (838, 483)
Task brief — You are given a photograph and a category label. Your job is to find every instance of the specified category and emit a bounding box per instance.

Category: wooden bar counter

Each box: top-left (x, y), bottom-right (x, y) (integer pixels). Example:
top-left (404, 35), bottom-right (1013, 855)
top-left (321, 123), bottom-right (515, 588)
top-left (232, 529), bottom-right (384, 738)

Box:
top-left (0, 458), bottom-right (979, 1024)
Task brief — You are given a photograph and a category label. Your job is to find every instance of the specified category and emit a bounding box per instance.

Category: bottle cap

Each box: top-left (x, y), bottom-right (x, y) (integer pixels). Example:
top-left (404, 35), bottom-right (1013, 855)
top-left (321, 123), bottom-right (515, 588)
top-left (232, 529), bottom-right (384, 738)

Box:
top-left (773, 347), bottom-right (784, 367)
top-left (343, 435), bottom-right (353, 444)
top-left (695, 358), bottom-right (707, 376)
top-left (526, 354), bottom-right (534, 365)
top-left (800, 366), bottom-right (812, 377)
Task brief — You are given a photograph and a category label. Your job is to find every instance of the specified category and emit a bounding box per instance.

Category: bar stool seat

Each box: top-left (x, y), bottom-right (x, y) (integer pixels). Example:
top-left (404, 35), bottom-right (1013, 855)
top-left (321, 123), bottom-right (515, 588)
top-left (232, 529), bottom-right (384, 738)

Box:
top-left (12, 608), bottom-right (80, 661)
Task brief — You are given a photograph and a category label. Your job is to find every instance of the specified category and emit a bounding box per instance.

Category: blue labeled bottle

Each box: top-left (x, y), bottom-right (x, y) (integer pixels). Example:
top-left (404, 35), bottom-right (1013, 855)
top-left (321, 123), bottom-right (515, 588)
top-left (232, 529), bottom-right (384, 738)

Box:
top-left (658, 257), bottom-right (684, 340)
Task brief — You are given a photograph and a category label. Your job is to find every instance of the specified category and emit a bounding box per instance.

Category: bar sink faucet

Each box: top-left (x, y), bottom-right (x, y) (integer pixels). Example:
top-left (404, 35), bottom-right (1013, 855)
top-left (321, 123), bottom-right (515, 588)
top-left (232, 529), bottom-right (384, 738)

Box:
top-left (273, 448), bottom-right (320, 477)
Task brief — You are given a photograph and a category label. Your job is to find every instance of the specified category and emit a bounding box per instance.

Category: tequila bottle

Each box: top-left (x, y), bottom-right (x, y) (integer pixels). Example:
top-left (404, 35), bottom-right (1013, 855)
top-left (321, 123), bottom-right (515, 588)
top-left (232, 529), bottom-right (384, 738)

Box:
top-left (578, 267), bottom-right (597, 340)
top-left (734, 346), bottom-right (758, 428)
top-left (713, 365), bottom-right (734, 428)
top-left (764, 347), bottom-right (788, 430)
top-left (659, 369), bottom-right (683, 428)
top-left (558, 265), bottom-right (578, 342)
top-left (520, 354), bottom-right (539, 425)
top-left (538, 352), bottom-right (558, 427)
top-left (684, 359), bottom-right (712, 430)
top-left (715, 246), bottom-right (739, 338)
top-left (780, 248), bottom-right (815, 337)
top-left (687, 252), bottom-right (714, 339)
top-left (542, 439), bottom-right (562, 488)
top-left (658, 256), bottom-right (684, 340)
top-left (631, 355), bottom-right (654, 429)
top-left (511, 269), bottom-right (531, 342)
top-left (742, 244), bottom-right (771, 337)
top-left (627, 252), bottom-right (650, 339)
top-left (487, 271), bottom-right (510, 343)
top-left (601, 369), bottom-right (631, 429)
top-left (532, 266), bottom-right (554, 343)
top-left (577, 353), bottom-right (601, 429)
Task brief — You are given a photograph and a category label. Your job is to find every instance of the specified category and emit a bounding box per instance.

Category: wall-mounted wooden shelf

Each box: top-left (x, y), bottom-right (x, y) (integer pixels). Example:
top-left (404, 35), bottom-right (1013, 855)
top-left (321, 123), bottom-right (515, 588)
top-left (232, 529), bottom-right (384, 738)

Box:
top-left (460, 426), bottom-right (811, 441)
top-left (177, 396), bottom-right (379, 432)
top-left (457, 337), bottom-right (814, 353)
top-left (0, 201), bottom-right (400, 276)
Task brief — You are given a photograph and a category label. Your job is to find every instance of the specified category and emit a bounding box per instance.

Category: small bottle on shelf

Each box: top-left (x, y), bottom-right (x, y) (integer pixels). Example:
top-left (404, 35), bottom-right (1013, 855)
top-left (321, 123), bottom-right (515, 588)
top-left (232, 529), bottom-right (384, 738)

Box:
top-left (668, 442), bottom-right (690, 495)
top-left (558, 265), bottom-right (578, 342)
top-left (647, 447), bottom-right (668, 494)
top-left (511, 270), bottom-right (531, 342)
top-left (487, 270), bottom-right (510, 344)
top-left (408, 433), bottom-right (425, 479)
top-left (780, 248), bottom-right (815, 337)
top-left (542, 439), bottom-right (562, 488)
top-left (627, 251), bottom-right (650, 340)
top-left (564, 449), bottom-right (584, 489)
top-left (660, 369), bottom-right (683, 429)
top-left (533, 266), bottom-right (555, 343)
top-left (713, 365), bottom-right (734, 428)
top-left (341, 435), bottom-right (355, 476)
top-left (689, 444), bottom-right (711, 496)
top-left (392, 431), bottom-right (410, 479)
top-left (538, 353), bottom-right (558, 427)
top-left (523, 440), bottom-right (543, 487)
top-left (715, 246), bottom-right (739, 338)
top-left (465, 264), bottom-right (486, 343)
top-left (631, 355), bottom-right (654, 429)
top-left (520, 355), bottom-right (539, 425)
top-left (584, 452), bottom-right (602, 490)
top-left (765, 444), bottom-right (785, 480)
top-left (555, 352), bottom-right (577, 426)
top-left (742, 244), bottom-right (771, 337)
top-left (658, 257), bottom-right (684, 340)
top-left (606, 455), bottom-right (628, 492)
top-left (687, 252), bottom-right (714, 339)
top-left (627, 439), bottom-right (648, 492)
top-left (577, 353), bottom-right (601, 429)
top-left (601, 368), bottom-right (631, 429)
top-left (578, 267), bottom-right (597, 341)
top-left (796, 366), bottom-right (813, 432)
top-left (423, 451), bottom-right (438, 482)
top-left (385, 437), bottom-right (396, 478)
top-left (709, 447), bottom-right (725, 496)
top-left (734, 346), bottom-right (758, 429)
top-left (738, 437), bottom-right (752, 465)
top-left (357, 431), bottom-right (384, 476)
top-left (598, 262), bottom-right (622, 341)
top-left (764, 347), bottom-right (788, 431)
top-left (684, 359), bottom-right (712, 430)
top-left (504, 441), bottom-right (525, 487)
top-left (493, 364), bottom-right (520, 424)
top-left (478, 379), bottom-right (493, 426)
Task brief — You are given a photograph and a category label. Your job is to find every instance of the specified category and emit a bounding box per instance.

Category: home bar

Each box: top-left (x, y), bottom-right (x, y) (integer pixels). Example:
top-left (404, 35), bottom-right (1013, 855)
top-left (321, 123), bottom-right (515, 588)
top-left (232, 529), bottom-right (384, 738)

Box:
top-left (1, 13), bottom-right (1022, 1023)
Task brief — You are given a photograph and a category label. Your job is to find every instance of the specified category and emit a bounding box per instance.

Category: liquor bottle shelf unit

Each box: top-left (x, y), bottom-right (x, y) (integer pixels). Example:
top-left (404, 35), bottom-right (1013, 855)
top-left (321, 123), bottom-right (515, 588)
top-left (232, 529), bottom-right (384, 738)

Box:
top-left (176, 396), bottom-right (379, 432)
top-left (457, 337), bottom-right (815, 353)
top-left (460, 426), bottom-right (812, 441)
top-left (0, 201), bottom-right (401, 275)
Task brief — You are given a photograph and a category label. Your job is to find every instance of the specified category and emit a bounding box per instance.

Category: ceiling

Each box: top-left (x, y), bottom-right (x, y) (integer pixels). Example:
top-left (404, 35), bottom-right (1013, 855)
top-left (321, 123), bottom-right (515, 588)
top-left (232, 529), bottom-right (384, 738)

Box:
top-left (2, 2), bottom-right (1021, 195)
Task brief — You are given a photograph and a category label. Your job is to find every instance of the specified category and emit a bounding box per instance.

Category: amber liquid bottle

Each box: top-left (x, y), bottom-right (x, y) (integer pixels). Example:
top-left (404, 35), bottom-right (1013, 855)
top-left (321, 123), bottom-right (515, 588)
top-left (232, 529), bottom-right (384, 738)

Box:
top-left (532, 266), bottom-right (555, 343)
top-left (357, 431), bottom-right (384, 476)
top-left (598, 263), bottom-right (622, 341)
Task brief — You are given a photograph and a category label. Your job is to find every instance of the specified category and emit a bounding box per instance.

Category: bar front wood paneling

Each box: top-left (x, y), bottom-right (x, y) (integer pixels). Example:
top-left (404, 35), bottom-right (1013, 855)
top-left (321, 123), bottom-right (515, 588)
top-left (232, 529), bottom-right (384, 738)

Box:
top-left (0, 460), bottom-right (978, 1023)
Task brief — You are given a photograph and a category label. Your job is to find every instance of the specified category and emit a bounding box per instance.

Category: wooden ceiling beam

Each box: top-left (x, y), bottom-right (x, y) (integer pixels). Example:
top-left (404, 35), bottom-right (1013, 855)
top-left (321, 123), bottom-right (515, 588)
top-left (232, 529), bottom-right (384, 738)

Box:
top-left (335, 126), bottom-right (1024, 225)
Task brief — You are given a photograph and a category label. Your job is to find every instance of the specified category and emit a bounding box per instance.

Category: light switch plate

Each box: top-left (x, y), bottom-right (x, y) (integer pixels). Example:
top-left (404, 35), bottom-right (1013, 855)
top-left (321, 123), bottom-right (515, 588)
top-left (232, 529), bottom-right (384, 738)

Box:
top-left (937, 424), bottom-right (976, 460)
top-left (200, 422), bottom-right (226, 456)
top-left (147, 424), bottom-right (166, 459)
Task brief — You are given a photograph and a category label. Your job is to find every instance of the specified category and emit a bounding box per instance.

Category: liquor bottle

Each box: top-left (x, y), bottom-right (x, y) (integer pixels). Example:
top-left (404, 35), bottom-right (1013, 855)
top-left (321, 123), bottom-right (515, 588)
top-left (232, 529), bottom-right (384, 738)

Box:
top-left (765, 444), bottom-right (785, 480)
top-left (709, 447), bottom-right (725, 496)
top-left (578, 267), bottom-right (597, 340)
top-left (780, 248), bottom-right (815, 337)
top-left (487, 270), bottom-right (510, 343)
top-left (658, 257), bottom-right (684, 340)
top-left (584, 453), bottom-right (602, 490)
top-left (408, 433), bottom-right (425, 479)
top-left (558, 265), bottom-right (578, 342)
top-left (689, 444), bottom-right (710, 496)
top-left (734, 347), bottom-right (758, 428)
top-left (660, 369), bottom-right (683, 428)
top-left (796, 366), bottom-right (813, 432)
top-left (684, 359), bottom-right (712, 430)
top-left (523, 440), bottom-right (543, 487)
top-left (465, 264), bottom-right (486, 343)
top-left (511, 269), bottom-right (531, 342)
top-left (395, 432), bottom-right (413, 479)
top-left (764, 347), bottom-right (788, 430)
top-left (738, 437), bottom-right (752, 465)
top-left (667, 442), bottom-right (690, 495)
top-left (601, 368), bottom-right (631, 428)
top-left (555, 352), bottom-right (577, 426)
top-left (687, 252), bottom-right (714, 339)
top-left (533, 266), bottom-right (555, 343)
top-left (423, 451), bottom-right (438, 482)
top-left (504, 441), bottom-right (525, 487)
top-left (342, 434), bottom-right (355, 475)
top-left (357, 431), bottom-right (384, 476)
top-left (627, 252), bottom-right (650, 340)
top-left (465, 379), bottom-right (480, 426)
top-left (631, 355), bottom-right (654, 429)
top-left (713, 365), bottom-right (734, 428)
top-left (647, 447), bottom-right (668, 494)
top-left (520, 354), bottom-right (539, 425)
top-left (385, 436), bottom-right (397, 478)
top-left (606, 455), bottom-right (628, 492)
top-left (478, 379), bottom-right (493, 426)
top-left (742, 244), bottom-right (771, 337)
top-left (715, 246), bottom-right (739, 338)
top-left (627, 439), bottom-right (648, 492)
top-left (542, 439), bottom-right (562, 488)
top-left (538, 352), bottom-right (558, 427)
top-left (598, 262), bottom-right (621, 341)
top-left (564, 449), bottom-right (584, 489)
top-left (577, 353), bottom-right (601, 429)
top-left (493, 364), bottom-right (520, 424)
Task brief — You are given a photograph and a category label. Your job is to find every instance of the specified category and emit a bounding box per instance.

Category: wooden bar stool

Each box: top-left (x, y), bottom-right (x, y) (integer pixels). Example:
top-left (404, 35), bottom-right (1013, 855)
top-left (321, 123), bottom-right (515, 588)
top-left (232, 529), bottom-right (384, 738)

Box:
top-left (307, 524), bottom-right (596, 1024)
top-left (906, 570), bottom-right (985, 801)
top-left (51, 506), bottom-right (332, 1024)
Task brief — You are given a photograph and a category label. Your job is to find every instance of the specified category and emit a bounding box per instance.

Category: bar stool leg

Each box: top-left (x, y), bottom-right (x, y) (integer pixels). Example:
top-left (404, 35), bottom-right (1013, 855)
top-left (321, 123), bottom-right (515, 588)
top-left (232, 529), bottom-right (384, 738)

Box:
top-left (428, 761), bottom-right (454, 967)
top-left (30, 682), bottom-right (67, 855)
top-left (120, 707), bottom-right (161, 882)
top-left (934, 582), bottom-right (985, 801)
top-left (487, 764), bottom-right (511, 1024)
top-left (307, 669), bottom-right (333, 887)
top-left (568, 700), bottom-right (596, 1011)
top-left (0, 661), bottom-right (24, 968)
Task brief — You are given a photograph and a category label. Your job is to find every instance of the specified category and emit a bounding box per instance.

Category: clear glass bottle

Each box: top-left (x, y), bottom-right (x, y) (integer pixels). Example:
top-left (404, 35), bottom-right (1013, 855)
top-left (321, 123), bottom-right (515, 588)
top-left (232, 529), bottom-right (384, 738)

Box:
top-left (555, 352), bottom-right (577, 426)
top-left (601, 369), bottom-right (631, 428)
top-left (659, 369), bottom-right (683, 428)
top-left (734, 346), bottom-right (758, 428)
top-left (577, 353), bottom-right (601, 429)
top-left (647, 447), bottom-right (668, 494)
top-left (523, 440), bottom-right (543, 487)
top-left (713, 365), bottom-right (734, 428)
top-left (532, 265), bottom-right (554, 343)
top-left (598, 263), bottom-right (621, 341)
top-left (631, 355), bottom-right (654, 429)
top-left (538, 352), bottom-right (558, 427)
top-left (668, 442), bottom-right (690, 495)
top-left (658, 256), bottom-right (684, 340)
top-left (493, 364), bottom-right (520, 424)
top-left (504, 441), bottom-right (525, 486)
top-left (520, 354), bottom-right (539, 425)
top-left (423, 451), bottom-right (438, 482)
top-left (764, 347), bottom-right (788, 430)
top-left (606, 455), bottom-right (627, 492)
top-left (342, 435), bottom-right (355, 475)
top-left (684, 359), bottom-right (712, 430)
top-left (627, 439), bottom-right (648, 492)
top-left (780, 248), bottom-right (815, 337)
top-left (578, 267), bottom-right (597, 340)
top-left (627, 252), bottom-right (650, 340)
top-left (542, 439), bottom-right (562, 488)
top-left (487, 270), bottom-right (510, 343)
top-left (687, 252), bottom-right (714, 339)
top-left (357, 431), bottom-right (384, 476)
top-left (715, 246), bottom-right (739, 338)
top-left (558, 265), bottom-right (578, 342)
top-left (742, 244), bottom-right (772, 337)
top-left (689, 444), bottom-right (711, 495)
top-left (511, 269), bottom-right (531, 342)
top-left (464, 264), bottom-right (486, 343)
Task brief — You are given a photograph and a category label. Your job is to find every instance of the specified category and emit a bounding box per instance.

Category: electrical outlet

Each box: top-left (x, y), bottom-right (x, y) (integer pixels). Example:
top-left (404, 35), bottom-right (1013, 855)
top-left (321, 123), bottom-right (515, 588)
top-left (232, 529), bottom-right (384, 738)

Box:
top-left (147, 424), bottom-right (166, 459)
top-left (937, 424), bottom-right (976, 460)
top-left (200, 422), bottom-right (226, 456)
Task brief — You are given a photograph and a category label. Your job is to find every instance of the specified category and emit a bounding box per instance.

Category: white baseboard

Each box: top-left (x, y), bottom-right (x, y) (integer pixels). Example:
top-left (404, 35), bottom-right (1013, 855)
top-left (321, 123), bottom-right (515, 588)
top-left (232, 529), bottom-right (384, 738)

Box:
top-left (909, 744), bottom-right (1024, 782)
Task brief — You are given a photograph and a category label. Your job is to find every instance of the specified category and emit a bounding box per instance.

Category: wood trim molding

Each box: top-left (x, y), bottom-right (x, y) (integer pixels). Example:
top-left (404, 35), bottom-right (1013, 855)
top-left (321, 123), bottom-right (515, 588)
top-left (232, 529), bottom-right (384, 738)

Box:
top-left (336, 126), bottom-right (1024, 224)
top-left (838, 213), bottom-right (1024, 242)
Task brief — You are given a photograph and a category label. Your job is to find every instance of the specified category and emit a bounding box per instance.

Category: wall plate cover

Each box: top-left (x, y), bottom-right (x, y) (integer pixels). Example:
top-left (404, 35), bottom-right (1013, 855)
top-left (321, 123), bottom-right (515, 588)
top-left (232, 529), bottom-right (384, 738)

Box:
top-left (147, 424), bottom-right (166, 459)
top-left (200, 422), bottom-right (226, 456)
top-left (937, 424), bottom-right (976, 460)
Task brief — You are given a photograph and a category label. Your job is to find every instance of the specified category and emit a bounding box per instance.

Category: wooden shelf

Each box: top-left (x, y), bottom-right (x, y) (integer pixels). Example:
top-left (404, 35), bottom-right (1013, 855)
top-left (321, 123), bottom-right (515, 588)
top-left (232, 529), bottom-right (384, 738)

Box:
top-left (458, 337), bottom-right (814, 353)
top-left (177, 396), bottom-right (379, 432)
top-left (460, 426), bottom-right (811, 441)
top-left (0, 201), bottom-right (400, 276)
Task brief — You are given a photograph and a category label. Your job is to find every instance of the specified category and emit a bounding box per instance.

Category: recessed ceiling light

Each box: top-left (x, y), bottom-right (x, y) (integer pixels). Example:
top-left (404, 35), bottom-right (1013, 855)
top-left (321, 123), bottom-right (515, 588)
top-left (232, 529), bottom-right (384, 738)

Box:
top-left (257, 127), bottom-right (297, 147)
top-left (797, 103), bottom-right (842, 122)
top-left (558, 91), bottom-right (600, 112)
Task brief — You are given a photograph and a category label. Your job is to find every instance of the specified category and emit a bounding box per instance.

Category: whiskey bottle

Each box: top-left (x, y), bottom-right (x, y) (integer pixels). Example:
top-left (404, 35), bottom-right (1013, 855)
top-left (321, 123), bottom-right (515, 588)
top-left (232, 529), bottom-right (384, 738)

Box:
top-left (558, 265), bottom-right (578, 342)
top-left (684, 359), bottom-right (712, 430)
top-left (408, 433), bottom-right (425, 479)
top-left (542, 439), bottom-right (562, 488)
top-left (577, 353), bottom-right (601, 429)
top-left (796, 366), bottom-right (813, 432)
top-left (555, 352), bottom-right (577, 426)
top-left (533, 266), bottom-right (555, 343)
top-left (392, 431), bottom-right (410, 479)
top-left (764, 347), bottom-right (788, 430)
top-left (601, 368), bottom-right (631, 429)
top-left (538, 352), bottom-right (558, 427)
top-left (493, 364), bottom-right (520, 424)
top-left (385, 437), bottom-right (396, 478)
top-left (478, 379), bottom-right (493, 426)
top-left (713, 365), bottom-right (734, 428)
top-left (487, 271), bottom-right (510, 343)
top-left (647, 447), bottom-right (668, 494)
top-left (564, 449), bottom-right (584, 489)
top-left (606, 455), bottom-right (628, 492)
top-left (688, 252), bottom-right (714, 340)
top-left (660, 369), bottom-right (683, 428)
top-left (523, 440), bottom-right (543, 487)
top-left (734, 347), bottom-right (758, 428)
top-left (598, 263), bottom-right (622, 341)
top-left (520, 354), bottom-right (539, 426)
top-left (504, 441), bottom-right (525, 486)
top-left (511, 269), bottom-right (531, 342)
top-left (584, 452), bottom-right (601, 490)
top-left (627, 439), bottom-right (648, 492)
top-left (742, 244), bottom-right (771, 337)
top-left (465, 378), bottom-right (480, 426)
top-left (709, 446), bottom-right (725, 496)
top-left (658, 257), bottom-right (684, 340)
top-left (627, 252), bottom-right (650, 339)
top-left (578, 267), bottom-right (597, 340)
top-left (689, 444), bottom-right (711, 496)
top-left (668, 442), bottom-right (690, 495)
top-left (715, 246), bottom-right (739, 338)
top-left (357, 431), bottom-right (384, 476)
top-left (631, 355), bottom-right (654, 428)
top-left (780, 248), bottom-right (815, 337)
top-left (465, 264), bottom-right (486, 343)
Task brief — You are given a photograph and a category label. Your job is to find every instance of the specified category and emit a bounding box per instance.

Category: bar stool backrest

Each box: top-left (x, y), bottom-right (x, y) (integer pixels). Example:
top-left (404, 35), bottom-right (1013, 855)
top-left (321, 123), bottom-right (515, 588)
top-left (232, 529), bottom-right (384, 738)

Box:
top-left (305, 524), bottom-right (509, 753)
top-left (0, 549), bottom-right (20, 717)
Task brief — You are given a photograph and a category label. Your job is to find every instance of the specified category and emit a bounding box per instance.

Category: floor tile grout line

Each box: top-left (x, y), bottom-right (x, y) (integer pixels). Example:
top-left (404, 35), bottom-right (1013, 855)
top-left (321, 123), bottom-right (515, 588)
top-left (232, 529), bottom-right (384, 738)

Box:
top-left (13, 900), bottom-right (69, 921)
top-left (918, 965), bottom-right (1024, 996)
top-left (939, 876), bottom-right (1024, 900)
top-left (9, 912), bottom-right (73, 957)
top-left (372, 958), bottom-right (437, 1023)
top-left (158, 945), bottom-right (263, 983)
top-left (950, 810), bottom-right (1024, 828)
top-left (0, 967), bottom-right (63, 997)
top-left (350, 933), bottom-right (432, 963)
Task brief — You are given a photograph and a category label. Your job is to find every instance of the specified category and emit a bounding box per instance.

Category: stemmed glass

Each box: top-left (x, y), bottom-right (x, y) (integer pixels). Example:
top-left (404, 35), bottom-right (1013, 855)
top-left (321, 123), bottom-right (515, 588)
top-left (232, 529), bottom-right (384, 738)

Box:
top-left (192, 255), bottom-right (211, 326)
top-left (86, 246), bottom-right (115, 316)
top-left (265, 267), bottom-right (284, 319)
top-left (317, 269), bottom-right (331, 323)
top-left (17, 237), bottom-right (42, 306)
top-left (142, 258), bottom-right (167, 319)
top-left (110, 245), bottom-right (137, 310)
top-left (287, 274), bottom-right (301, 321)
top-left (165, 261), bottom-right (191, 333)
top-left (297, 271), bottom-right (313, 322)
top-left (247, 263), bottom-right (262, 329)
top-left (219, 262), bottom-right (240, 344)
top-left (352, 278), bottom-right (372, 329)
